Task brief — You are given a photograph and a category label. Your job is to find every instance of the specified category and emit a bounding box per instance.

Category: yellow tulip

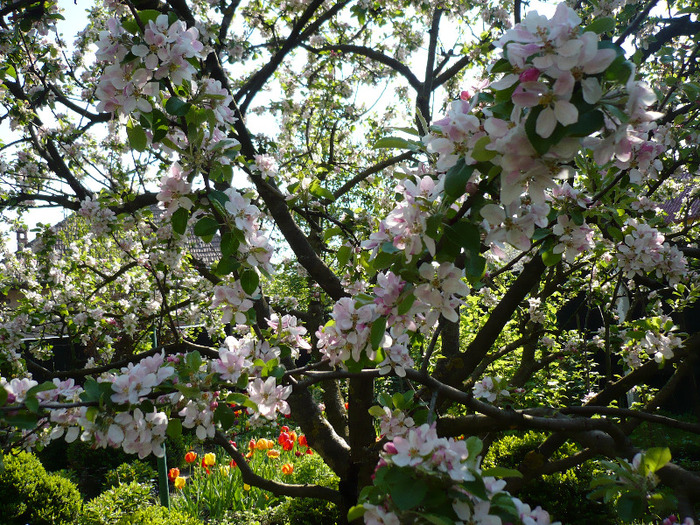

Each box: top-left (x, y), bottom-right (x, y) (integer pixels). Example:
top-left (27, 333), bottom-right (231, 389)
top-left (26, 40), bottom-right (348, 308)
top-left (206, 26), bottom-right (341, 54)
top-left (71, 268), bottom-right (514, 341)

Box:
top-left (174, 476), bottom-right (186, 489)
top-left (203, 452), bottom-right (216, 466)
top-left (266, 449), bottom-right (280, 458)
top-left (243, 483), bottom-right (251, 491)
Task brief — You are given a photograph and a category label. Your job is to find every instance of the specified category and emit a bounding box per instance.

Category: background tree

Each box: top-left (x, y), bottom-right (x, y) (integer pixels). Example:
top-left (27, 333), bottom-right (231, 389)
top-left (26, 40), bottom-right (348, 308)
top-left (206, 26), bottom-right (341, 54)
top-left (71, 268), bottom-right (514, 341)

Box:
top-left (1, 0), bottom-right (699, 523)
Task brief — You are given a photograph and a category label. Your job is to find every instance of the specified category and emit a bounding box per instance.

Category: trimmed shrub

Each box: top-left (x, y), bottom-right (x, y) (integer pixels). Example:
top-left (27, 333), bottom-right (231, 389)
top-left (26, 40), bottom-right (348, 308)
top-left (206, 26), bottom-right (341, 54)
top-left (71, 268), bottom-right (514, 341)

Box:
top-left (0, 450), bottom-right (81, 525)
top-left (220, 497), bottom-right (340, 525)
top-left (80, 481), bottom-right (153, 525)
top-left (103, 459), bottom-right (158, 489)
top-left (284, 451), bottom-right (339, 488)
top-left (118, 505), bottom-right (203, 525)
top-left (31, 473), bottom-right (84, 525)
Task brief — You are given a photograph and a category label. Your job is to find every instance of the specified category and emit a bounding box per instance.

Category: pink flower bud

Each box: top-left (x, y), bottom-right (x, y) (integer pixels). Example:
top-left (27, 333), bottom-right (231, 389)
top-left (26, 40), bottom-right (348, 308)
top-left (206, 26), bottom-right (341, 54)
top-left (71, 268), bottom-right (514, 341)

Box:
top-left (519, 68), bottom-right (540, 83)
top-left (465, 182), bottom-right (479, 195)
top-left (383, 442), bottom-right (398, 455)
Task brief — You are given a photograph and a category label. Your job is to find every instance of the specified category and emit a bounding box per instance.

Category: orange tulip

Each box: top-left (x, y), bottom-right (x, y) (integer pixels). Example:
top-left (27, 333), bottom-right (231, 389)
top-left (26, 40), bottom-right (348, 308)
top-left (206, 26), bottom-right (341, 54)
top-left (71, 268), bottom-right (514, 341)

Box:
top-left (298, 435), bottom-right (308, 447)
top-left (267, 449), bottom-right (281, 458)
top-left (185, 451), bottom-right (197, 463)
top-left (168, 467), bottom-right (180, 481)
top-left (282, 463), bottom-right (294, 475)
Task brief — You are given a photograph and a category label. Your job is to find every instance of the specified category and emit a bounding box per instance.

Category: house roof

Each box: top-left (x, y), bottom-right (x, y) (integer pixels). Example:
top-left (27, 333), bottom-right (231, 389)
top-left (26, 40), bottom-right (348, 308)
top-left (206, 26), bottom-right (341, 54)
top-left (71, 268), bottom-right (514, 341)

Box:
top-left (24, 205), bottom-right (222, 266)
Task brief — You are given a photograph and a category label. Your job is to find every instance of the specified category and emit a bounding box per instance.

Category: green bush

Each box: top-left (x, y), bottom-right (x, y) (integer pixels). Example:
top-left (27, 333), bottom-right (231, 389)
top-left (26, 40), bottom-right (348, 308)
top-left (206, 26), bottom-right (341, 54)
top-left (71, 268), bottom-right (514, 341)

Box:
top-left (283, 451), bottom-right (339, 488)
top-left (118, 505), bottom-right (203, 525)
top-left (80, 481), bottom-right (153, 525)
top-left (220, 497), bottom-right (341, 525)
top-left (103, 459), bottom-right (158, 489)
top-left (484, 431), bottom-right (616, 525)
top-left (31, 473), bottom-right (84, 525)
top-left (0, 450), bottom-right (82, 525)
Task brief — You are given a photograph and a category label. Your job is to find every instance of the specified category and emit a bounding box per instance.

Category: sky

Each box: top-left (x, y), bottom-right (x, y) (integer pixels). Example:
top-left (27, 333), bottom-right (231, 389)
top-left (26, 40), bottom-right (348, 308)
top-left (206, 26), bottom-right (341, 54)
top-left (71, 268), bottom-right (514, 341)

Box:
top-left (1, 0), bottom-right (558, 252)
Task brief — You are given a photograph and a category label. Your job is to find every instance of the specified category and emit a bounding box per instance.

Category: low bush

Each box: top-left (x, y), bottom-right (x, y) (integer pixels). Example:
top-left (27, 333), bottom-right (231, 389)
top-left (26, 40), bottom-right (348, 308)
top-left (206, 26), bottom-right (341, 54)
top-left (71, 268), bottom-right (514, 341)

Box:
top-left (103, 459), bottom-right (158, 489)
top-left (219, 497), bottom-right (340, 525)
top-left (0, 450), bottom-right (81, 525)
top-left (80, 481), bottom-right (153, 525)
top-left (118, 505), bottom-right (203, 525)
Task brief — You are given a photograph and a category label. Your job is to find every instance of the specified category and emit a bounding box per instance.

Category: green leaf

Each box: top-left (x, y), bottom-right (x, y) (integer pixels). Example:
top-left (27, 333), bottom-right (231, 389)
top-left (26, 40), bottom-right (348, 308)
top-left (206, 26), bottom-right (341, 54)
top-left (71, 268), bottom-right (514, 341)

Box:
top-left (309, 179), bottom-right (335, 201)
top-left (372, 250), bottom-right (395, 271)
top-left (25, 396), bottom-right (40, 413)
top-left (216, 255), bottom-right (239, 276)
top-left (185, 351), bottom-right (202, 372)
top-left (616, 491), bottom-right (645, 522)
top-left (240, 269), bottom-right (259, 295)
top-left (166, 418), bottom-right (182, 438)
top-left (444, 220), bottom-right (480, 253)
top-left (490, 58), bottom-right (513, 74)
top-left (220, 231), bottom-right (239, 258)
top-left (397, 293), bottom-right (416, 315)
top-left (465, 436), bottom-right (483, 458)
top-left (564, 110), bottom-right (604, 138)
top-left (584, 17), bottom-right (615, 34)
top-left (444, 160), bottom-right (475, 200)
top-left (542, 250), bottom-right (562, 267)
top-left (26, 381), bottom-right (58, 398)
top-left (412, 513), bottom-right (453, 525)
top-left (0, 387), bottom-right (7, 406)
top-left (194, 217), bottom-right (219, 238)
top-left (5, 412), bottom-right (39, 430)
top-left (214, 403), bottom-right (236, 430)
top-left (126, 122), bottom-right (147, 152)
top-left (471, 136), bottom-right (497, 162)
top-left (387, 469), bottom-right (427, 511)
top-left (605, 56), bottom-right (634, 83)
top-left (462, 476), bottom-right (488, 501)
top-left (643, 447), bottom-right (672, 474)
top-left (368, 405), bottom-right (386, 417)
top-left (481, 466), bottom-right (523, 478)
top-left (121, 9), bottom-right (162, 34)
top-left (337, 245), bottom-right (352, 268)
top-left (171, 207), bottom-right (189, 235)
top-left (81, 377), bottom-right (101, 402)
top-left (165, 97), bottom-right (191, 116)
top-left (373, 136), bottom-right (415, 149)
top-left (347, 505), bottom-right (366, 522)
top-left (370, 317), bottom-right (387, 350)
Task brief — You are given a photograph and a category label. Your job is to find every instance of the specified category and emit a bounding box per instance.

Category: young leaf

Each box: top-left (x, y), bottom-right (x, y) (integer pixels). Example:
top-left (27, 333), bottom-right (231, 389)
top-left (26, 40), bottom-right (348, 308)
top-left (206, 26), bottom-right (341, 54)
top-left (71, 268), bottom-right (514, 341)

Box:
top-left (171, 207), bottom-right (189, 235)
top-left (240, 268), bottom-right (260, 295)
top-left (194, 217), bottom-right (219, 238)
top-left (126, 122), bottom-right (147, 152)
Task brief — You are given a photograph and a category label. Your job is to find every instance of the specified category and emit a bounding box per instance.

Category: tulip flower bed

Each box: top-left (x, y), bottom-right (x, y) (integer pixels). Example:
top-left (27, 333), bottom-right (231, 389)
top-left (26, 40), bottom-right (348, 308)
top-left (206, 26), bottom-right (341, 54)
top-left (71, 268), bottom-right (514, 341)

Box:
top-left (168, 426), bottom-right (332, 522)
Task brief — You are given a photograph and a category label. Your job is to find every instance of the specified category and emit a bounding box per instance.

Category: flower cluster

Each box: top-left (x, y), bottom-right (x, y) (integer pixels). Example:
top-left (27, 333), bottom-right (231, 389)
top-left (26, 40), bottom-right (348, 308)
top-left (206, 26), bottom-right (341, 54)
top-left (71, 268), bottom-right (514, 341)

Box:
top-left (616, 219), bottom-right (687, 286)
top-left (362, 174), bottom-right (443, 261)
top-left (95, 15), bottom-right (206, 117)
top-left (473, 375), bottom-right (510, 403)
top-left (156, 162), bottom-right (193, 217)
top-left (362, 424), bottom-right (559, 525)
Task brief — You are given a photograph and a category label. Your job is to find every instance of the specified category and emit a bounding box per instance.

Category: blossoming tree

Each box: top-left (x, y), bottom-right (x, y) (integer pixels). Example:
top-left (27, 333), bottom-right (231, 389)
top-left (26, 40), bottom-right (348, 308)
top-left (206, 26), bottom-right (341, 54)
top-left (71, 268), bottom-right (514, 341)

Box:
top-left (1, 0), bottom-right (699, 523)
